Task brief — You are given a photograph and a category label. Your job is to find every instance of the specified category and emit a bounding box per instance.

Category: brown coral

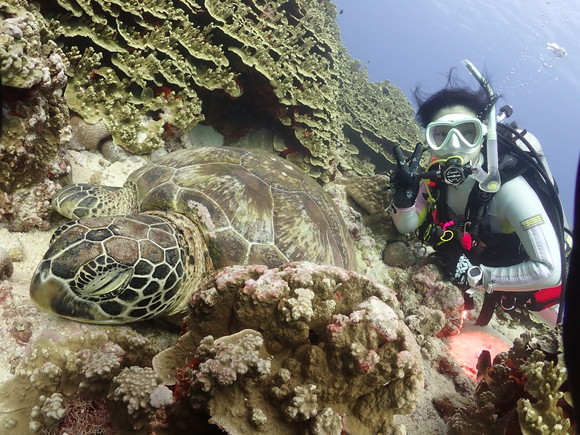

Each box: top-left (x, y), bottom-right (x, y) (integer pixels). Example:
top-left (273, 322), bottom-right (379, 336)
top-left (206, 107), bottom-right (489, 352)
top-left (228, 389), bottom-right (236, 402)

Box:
top-left (0, 326), bottom-right (160, 434)
top-left (397, 263), bottom-right (465, 337)
top-left (0, 2), bottom-right (71, 191)
top-left (109, 366), bottom-right (173, 431)
top-left (0, 0), bottom-right (71, 230)
top-left (154, 261), bottom-right (424, 434)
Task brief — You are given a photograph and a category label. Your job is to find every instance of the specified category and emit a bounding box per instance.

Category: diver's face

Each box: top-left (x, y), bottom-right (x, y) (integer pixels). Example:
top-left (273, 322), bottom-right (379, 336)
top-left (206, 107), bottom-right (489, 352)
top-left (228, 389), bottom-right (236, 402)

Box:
top-left (425, 105), bottom-right (485, 163)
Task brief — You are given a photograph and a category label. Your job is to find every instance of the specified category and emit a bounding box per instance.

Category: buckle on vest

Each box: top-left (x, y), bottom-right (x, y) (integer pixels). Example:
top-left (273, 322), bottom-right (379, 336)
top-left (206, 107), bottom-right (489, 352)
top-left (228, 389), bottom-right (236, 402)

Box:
top-left (500, 295), bottom-right (516, 311)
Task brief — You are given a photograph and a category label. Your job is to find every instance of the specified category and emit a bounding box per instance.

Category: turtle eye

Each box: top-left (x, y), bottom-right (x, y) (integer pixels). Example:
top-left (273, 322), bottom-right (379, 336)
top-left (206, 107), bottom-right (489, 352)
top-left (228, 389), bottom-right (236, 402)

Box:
top-left (73, 255), bottom-right (133, 300)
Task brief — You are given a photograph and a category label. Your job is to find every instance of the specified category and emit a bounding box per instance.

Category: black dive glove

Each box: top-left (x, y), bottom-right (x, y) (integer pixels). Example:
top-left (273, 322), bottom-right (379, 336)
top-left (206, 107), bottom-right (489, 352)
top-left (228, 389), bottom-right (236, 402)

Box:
top-left (437, 247), bottom-right (484, 289)
top-left (391, 143), bottom-right (423, 208)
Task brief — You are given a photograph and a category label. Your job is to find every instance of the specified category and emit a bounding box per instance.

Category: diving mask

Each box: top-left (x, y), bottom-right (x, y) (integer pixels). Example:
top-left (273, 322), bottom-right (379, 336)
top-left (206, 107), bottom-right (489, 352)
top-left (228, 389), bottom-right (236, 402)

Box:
top-left (426, 115), bottom-right (486, 153)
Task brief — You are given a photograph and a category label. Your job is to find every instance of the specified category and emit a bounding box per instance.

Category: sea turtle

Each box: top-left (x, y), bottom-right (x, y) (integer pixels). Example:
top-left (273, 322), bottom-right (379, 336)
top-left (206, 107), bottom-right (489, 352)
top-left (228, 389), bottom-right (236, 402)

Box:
top-left (30, 147), bottom-right (356, 324)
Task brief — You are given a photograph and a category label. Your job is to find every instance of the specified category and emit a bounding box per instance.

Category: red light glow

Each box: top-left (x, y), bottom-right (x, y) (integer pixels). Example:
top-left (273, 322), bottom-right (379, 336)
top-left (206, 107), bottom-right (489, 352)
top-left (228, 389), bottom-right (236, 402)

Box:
top-left (444, 324), bottom-right (512, 380)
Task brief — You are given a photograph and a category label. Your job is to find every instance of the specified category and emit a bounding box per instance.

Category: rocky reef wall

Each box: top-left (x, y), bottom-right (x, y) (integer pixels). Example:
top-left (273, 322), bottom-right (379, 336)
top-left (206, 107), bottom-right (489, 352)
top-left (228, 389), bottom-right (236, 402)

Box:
top-left (2, 0), bottom-right (421, 184)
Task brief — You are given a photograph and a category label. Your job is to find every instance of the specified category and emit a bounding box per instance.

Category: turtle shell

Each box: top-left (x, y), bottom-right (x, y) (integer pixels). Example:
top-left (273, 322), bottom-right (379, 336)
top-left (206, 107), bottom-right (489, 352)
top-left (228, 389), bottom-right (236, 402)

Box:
top-left (127, 147), bottom-right (356, 270)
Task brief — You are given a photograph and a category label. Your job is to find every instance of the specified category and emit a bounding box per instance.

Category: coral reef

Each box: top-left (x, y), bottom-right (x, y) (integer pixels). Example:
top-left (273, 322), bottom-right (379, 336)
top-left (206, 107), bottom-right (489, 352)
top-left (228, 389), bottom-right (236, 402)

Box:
top-left (28, 0), bottom-right (421, 177)
top-left (445, 328), bottom-right (574, 434)
top-left (0, 326), bottom-right (163, 434)
top-left (2, 0), bottom-right (545, 433)
top-left (0, 1), bottom-right (71, 191)
top-left (153, 261), bottom-right (424, 434)
top-left (0, 0), bottom-right (71, 230)
top-left (395, 262), bottom-right (465, 338)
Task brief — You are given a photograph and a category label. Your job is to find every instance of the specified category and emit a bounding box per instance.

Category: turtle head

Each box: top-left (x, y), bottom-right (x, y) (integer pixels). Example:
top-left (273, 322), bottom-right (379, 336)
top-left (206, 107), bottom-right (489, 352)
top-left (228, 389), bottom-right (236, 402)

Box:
top-left (30, 213), bottom-right (189, 324)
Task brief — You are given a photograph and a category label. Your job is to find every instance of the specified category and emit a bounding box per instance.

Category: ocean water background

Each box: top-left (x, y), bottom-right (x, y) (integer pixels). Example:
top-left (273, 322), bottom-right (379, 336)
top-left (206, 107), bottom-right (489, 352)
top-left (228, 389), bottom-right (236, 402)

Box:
top-left (333, 0), bottom-right (579, 226)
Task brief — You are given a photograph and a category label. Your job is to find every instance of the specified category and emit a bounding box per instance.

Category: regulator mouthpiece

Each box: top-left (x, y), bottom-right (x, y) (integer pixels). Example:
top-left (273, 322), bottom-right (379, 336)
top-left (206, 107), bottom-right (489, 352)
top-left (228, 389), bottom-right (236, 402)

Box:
top-left (461, 59), bottom-right (501, 193)
top-left (442, 157), bottom-right (472, 186)
top-left (419, 156), bottom-right (473, 186)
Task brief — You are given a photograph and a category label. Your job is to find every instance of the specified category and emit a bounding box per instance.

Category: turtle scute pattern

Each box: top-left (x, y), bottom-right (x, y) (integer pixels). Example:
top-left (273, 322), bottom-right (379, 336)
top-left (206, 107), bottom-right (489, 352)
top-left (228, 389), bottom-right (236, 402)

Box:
top-left (128, 147), bottom-right (356, 270)
top-left (32, 213), bottom-right (188, 321)
top-left (31, 147), bottom-right (356, 324)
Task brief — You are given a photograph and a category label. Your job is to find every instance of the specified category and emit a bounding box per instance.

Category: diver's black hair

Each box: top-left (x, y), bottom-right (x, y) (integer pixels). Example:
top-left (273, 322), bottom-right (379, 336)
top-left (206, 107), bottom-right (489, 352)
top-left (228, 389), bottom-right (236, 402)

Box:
top-left (414, 69), bottom-right (494, 128)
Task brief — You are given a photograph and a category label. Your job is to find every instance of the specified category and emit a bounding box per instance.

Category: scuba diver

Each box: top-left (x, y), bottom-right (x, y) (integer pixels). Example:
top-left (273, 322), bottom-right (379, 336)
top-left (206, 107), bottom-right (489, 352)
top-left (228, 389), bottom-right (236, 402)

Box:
top-left (390, 60), bottom-right (569, 326)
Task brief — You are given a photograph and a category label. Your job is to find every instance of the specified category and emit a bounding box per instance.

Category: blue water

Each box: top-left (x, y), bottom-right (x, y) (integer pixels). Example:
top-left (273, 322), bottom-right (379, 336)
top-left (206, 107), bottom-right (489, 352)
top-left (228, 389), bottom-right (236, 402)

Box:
top-left (333, 0), bottom-right (579, 225)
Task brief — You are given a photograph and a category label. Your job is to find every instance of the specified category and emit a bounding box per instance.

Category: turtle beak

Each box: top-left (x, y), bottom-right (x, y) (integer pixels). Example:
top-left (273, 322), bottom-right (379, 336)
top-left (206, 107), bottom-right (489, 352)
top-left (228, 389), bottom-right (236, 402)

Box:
top-left (30, 261), bottom-right (109, 323)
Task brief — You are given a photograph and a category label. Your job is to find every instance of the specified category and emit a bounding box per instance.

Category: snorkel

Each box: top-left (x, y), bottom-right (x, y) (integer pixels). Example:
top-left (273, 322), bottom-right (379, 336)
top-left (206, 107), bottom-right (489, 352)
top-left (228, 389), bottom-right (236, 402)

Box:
top-left (461, 59), bottom-right (501, 193)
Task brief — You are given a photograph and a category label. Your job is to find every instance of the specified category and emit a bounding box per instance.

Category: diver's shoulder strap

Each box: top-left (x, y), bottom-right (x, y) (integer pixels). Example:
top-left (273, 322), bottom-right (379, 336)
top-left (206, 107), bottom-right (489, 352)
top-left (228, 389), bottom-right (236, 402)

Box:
top-left (464, 149), bottom-right (532, 241)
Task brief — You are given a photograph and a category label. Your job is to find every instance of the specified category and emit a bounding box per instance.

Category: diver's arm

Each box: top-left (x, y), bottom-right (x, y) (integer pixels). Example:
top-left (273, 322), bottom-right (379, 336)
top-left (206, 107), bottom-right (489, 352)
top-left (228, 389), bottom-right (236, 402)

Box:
top-left (392, 183), bottom-right (429, 233)
top-left (478, 176), bottom-right (562, 292)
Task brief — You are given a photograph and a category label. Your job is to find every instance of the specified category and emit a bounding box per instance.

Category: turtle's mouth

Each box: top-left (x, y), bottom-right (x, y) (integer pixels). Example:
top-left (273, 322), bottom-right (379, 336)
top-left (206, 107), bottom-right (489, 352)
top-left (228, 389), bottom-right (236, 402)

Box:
top-left (30, 265), bottom-right (111, 323)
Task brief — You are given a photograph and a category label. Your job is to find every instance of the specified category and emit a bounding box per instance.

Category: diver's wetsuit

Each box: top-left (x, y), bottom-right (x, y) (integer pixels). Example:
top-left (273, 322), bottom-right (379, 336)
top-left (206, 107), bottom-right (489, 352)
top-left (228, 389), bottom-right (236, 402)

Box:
top-left (392, 174), bottom-right (561, 293)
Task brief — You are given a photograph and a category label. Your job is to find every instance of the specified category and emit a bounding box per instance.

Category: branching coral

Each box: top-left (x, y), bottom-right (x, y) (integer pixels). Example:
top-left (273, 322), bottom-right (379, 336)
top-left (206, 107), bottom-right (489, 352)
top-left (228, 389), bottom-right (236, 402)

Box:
top-left (0, 326), bottom-right (160, 434)
top-left (446, 328), bottom-right (574, 434)
top-left (110, 366), bottom-right (173, 430)
top-left (154, 261), bottom-right (423, 434)
top-left (517, 350), bottom-right (571, 434)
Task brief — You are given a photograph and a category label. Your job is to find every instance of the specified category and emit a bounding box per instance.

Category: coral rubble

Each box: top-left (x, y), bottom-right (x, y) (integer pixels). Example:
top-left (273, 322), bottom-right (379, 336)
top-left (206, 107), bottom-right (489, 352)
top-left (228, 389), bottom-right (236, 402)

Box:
top-left (154, 261), bottom-right (424, 434)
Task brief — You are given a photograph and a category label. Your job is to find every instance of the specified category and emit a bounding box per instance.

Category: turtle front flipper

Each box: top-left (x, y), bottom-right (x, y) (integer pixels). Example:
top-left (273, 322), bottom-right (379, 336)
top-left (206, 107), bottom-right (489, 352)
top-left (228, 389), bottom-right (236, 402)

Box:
top-left (53, 182), bottom-right (139, 219)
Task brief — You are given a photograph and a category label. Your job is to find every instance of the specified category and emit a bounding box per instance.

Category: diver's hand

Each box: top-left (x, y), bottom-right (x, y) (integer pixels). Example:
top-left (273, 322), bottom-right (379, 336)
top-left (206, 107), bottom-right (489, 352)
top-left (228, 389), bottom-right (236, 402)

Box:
top-left (435, 246), bottom-right (483, 288)
top-left (450, 254), bottom-right (484, 288)
top-left (391, 143), bottom-right (423, 208)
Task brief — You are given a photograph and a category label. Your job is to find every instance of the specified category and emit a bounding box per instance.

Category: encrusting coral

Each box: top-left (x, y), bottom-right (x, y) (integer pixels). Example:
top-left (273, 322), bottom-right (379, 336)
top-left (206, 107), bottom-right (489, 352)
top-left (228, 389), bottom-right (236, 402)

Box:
top-left (153, 261), bottom-right (424, 434)
top-left (395, 263), bottom-right (465, 338)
